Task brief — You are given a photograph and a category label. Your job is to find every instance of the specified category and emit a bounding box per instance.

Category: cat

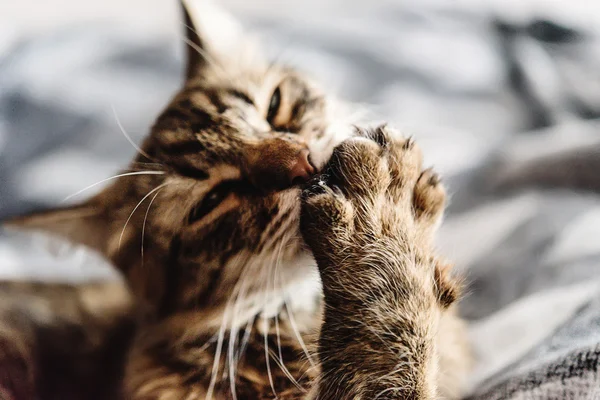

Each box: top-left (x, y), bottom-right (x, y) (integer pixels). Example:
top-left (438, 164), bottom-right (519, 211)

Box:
top-left (1, 0), bottom-right (471, 398)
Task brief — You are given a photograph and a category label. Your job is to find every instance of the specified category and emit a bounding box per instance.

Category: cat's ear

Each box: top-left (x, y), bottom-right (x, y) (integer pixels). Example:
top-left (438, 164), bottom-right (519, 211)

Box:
top-left (181, 0), bottom-right (205, 80)
top-left (4, 199), bottom-right (111, 255)
top-left (181, 0), bottom-right (248, 79)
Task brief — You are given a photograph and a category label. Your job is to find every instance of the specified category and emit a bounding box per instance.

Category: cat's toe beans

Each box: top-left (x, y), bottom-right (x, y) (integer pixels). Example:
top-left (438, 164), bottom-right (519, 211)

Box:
top-left (387, 136), bottom-right (423, 201)
top-left (434, 260), bottom-right (460, 308)
top-left (302, 189), bottom-right (350, 223)
top-left (413, 168), bottom-right (446, 223)
top-left (300, 188), bottom-right (354, 251)
top-left (359, 124), bottom-right (391, 149)
top-left (325, 138), bottom-right (388, 196)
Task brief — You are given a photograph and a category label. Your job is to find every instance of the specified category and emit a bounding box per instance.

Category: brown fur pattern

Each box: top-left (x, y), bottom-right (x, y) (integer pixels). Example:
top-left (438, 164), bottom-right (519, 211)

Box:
top-left (300, 126), bottom-right (470, 399)
top-left (0, 281), bottom-right (135, 400)
top-left (1, 1), bottom-right (471, 399)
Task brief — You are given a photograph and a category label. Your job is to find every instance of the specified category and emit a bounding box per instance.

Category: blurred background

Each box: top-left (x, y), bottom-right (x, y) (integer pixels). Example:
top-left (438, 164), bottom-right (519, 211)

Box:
top-left (1, 0), bottom-right (600, 398)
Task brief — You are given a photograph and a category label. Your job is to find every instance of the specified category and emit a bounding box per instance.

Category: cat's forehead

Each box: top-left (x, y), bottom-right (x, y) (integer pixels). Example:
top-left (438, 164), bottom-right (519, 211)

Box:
top-left (187, 64), bottom-right (314, 106)
top-left (195, 60), bottom-right (278, 90)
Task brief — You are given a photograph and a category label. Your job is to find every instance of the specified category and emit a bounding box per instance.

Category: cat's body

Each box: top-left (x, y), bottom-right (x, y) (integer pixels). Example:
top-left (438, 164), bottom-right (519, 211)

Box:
top-left (1, 1), bottom-right (471, 399)
top-left (0, 279), bottom-right (468, 399)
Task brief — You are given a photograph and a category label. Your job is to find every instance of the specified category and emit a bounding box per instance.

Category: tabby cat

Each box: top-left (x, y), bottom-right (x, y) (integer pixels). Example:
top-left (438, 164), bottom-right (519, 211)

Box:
top-left (1, 1), bottom-right (471, 398)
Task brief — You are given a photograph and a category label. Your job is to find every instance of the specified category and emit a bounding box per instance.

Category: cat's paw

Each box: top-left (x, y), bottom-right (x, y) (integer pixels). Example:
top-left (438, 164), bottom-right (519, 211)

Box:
top-left (300, 125), bottom-right (448, 295)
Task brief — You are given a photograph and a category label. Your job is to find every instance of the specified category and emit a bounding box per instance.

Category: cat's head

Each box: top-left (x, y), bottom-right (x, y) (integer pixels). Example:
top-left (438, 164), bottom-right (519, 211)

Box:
top-left (7, 0), bottom-right (354, 316)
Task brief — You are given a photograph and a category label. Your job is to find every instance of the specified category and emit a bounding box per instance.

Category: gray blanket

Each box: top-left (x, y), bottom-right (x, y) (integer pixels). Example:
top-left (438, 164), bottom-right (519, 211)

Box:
top-left (1, 1), bottom-right (600, 398)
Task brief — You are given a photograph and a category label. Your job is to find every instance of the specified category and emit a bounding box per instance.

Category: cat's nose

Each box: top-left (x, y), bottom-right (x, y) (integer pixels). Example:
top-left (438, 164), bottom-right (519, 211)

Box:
top-left (247, 139), bottom-right (317, 191)
top-left (288, 149), bottom-right (315, 185)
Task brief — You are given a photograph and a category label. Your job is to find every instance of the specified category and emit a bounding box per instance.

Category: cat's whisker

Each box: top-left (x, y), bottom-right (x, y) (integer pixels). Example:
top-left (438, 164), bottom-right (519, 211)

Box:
top-left (227, 262), bottom-right (255, 399)
top-left (255, 233), bottom-right (306, 394)
top-left (260, 246), bottom-right (281, 399)
top-left (235, 315), bottom-right (253, 368)
top-left (140, 188), bottom-right (164, 268)
top-left (111, 105), bottom-right (156, 162)
top-left (226, 305), bottom-right (239, 398)
top-left (61, 171), bottom-right (165, 203)
top-left (234, 259), bottom-right (260, 367)
top-left (274, 231), bottom-right (316, 369)
top-left (273, 238), bottom-right (286, 365)
top-left (206, 289), bottom-right (234, 400)
top-left (226, 324), bottom-right (240, 398)
top-left (210, 253), bottom-right (255, 400)
top-left (283, 298), bottom-right (315, 365)
top-left (272, 234), bottom-right (305, 392)
top-left (130, 161), bottom-right (164, 169)
top-left (267, 347), bottom-right (304, 390)
top-left (374, 387), bottom-right (405, 399)
top-left (262, 311), bottom-right (278, 399)
top-left (118, 182), bottom-right (170, 249)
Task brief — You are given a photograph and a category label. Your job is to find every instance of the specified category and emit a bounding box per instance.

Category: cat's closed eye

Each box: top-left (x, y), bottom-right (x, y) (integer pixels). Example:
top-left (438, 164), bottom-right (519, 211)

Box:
top-left (187, 182), bottom-right (233, 224)
top-left (266, 86), bottom-right (281, 127)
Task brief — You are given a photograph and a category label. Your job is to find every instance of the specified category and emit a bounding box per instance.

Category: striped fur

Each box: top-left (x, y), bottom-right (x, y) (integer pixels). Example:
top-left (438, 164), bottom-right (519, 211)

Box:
top-left (2, 1), bottom-right (471, 399)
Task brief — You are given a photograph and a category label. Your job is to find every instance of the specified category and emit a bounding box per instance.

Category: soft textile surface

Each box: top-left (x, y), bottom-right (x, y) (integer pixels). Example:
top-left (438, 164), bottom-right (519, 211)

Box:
top-left (1, 1), bottom-right (600, 398)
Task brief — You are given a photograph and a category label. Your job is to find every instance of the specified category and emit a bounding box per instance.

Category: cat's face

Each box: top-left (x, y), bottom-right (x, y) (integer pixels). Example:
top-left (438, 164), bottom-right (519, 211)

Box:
top-left (9, 0), bottom-right (353, 315)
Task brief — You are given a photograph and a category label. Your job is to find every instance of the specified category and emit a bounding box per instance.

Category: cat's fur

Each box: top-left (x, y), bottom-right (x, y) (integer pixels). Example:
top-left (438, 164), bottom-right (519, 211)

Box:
top-left (1, 1), bottom-right (471, 398)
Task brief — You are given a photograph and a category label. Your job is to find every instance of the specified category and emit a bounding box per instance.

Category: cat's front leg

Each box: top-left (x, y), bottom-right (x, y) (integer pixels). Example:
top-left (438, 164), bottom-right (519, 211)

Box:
top-left (300, 126), bottom-right (458, 400)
